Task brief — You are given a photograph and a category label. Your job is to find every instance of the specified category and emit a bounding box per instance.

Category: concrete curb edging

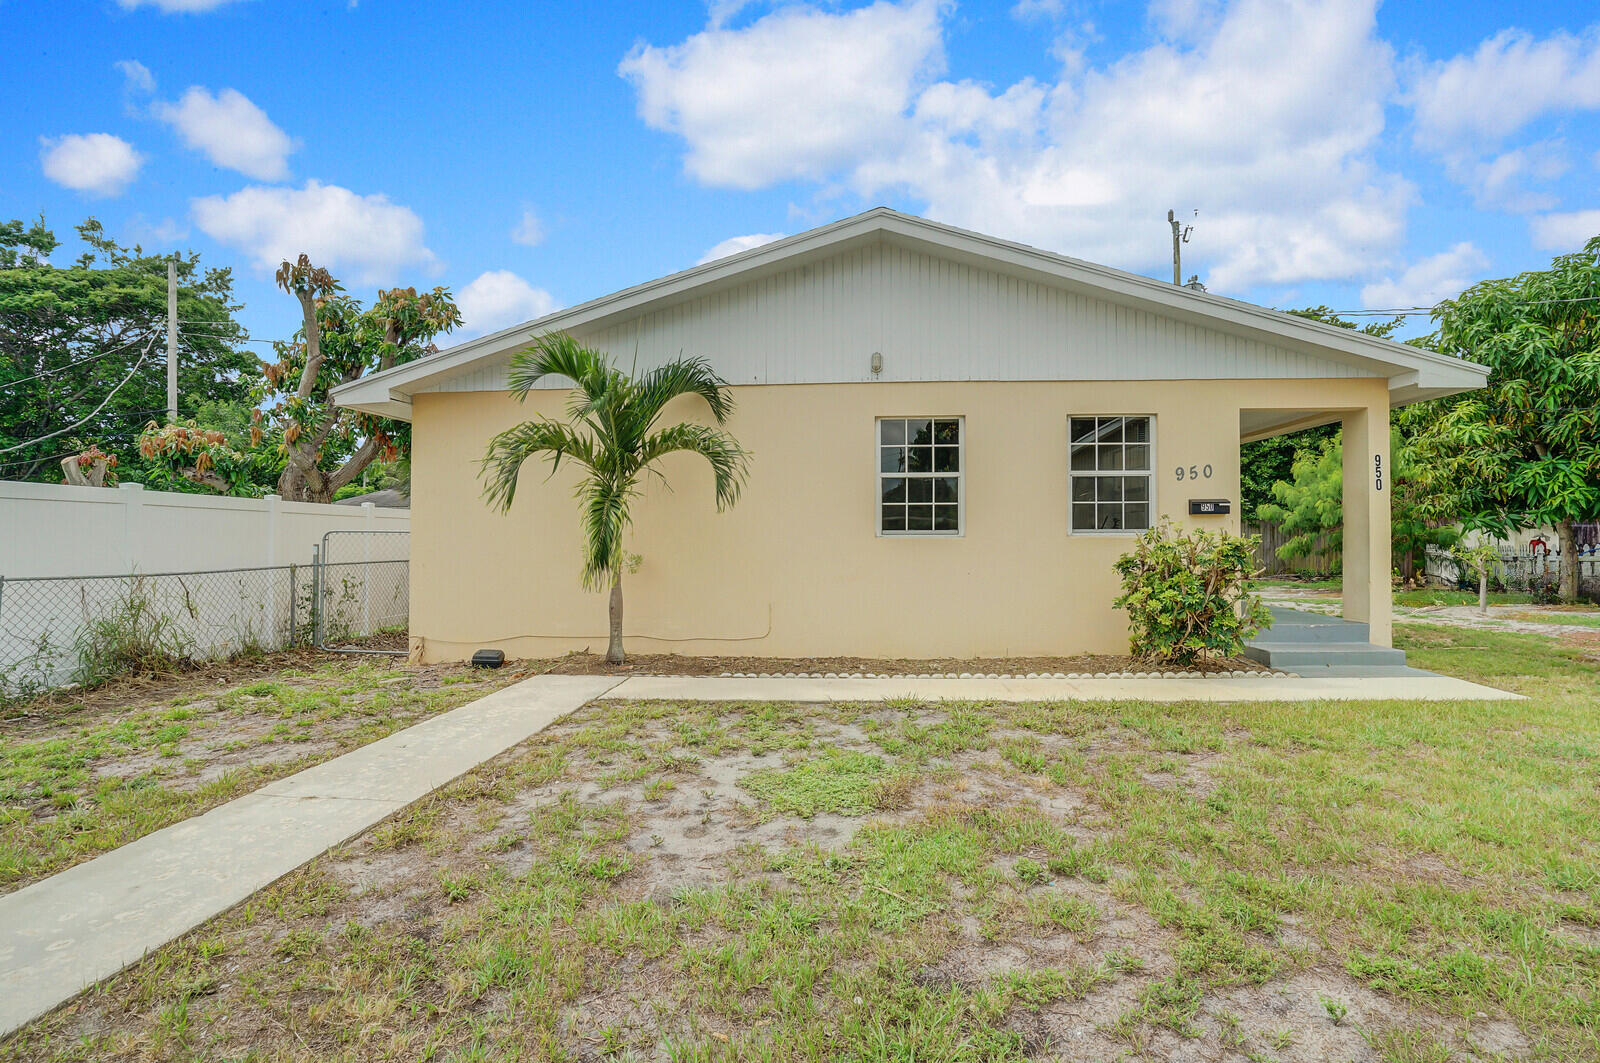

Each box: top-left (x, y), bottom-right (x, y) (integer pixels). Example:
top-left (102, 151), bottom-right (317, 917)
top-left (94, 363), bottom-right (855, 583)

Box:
top-left (708, 669), bottom-right (1291, 679)
top-left (599, 674), bottom-right (1520, 703)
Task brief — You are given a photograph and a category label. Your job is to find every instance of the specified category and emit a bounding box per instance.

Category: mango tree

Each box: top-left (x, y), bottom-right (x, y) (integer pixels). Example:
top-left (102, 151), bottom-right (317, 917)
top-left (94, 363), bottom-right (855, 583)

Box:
top-left (1410, 235), bottom-right (1600, 601)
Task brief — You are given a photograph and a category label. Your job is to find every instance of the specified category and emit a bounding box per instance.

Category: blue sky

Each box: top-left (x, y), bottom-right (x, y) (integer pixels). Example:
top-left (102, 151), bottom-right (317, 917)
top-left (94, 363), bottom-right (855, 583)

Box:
top-left (3, 0), bottom-right (1598, 352)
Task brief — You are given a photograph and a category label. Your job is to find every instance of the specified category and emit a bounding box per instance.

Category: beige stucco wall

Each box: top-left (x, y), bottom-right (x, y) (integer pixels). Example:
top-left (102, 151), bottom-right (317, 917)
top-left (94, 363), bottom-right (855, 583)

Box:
top-left (409, 378), bottom-right (1390, 662)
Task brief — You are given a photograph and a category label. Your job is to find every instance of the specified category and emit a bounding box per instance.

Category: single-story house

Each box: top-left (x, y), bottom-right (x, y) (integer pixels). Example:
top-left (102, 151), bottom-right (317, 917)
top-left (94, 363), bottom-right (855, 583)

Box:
top-left (331, 208), bottom-right (1489, 663)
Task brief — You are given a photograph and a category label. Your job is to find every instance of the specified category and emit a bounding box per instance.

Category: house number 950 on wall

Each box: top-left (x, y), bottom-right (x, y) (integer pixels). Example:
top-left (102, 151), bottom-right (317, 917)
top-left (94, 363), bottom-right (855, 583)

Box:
top-left (1174, 464), bottom-right (1213, 481)
top-left (1374, 454), bottom-right (1384, 491)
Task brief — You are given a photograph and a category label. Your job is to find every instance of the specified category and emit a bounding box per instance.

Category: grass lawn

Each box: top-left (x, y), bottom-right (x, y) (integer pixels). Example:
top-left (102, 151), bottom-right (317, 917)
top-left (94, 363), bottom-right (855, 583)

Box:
top-left (4, 628), bottom-right (1598, 1061)
top-left (0, 654), bottom-right (520, 893)
top-left (1393, 589), bottom-right (1540, 608)
top-left (1251, 577), bottom-right (1343, 594)
top-left (1502, 611), bottom-right (1600, 629)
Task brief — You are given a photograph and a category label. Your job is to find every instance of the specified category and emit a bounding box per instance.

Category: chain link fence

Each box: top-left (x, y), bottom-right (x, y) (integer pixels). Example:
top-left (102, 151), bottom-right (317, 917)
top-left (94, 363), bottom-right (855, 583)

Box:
top-left (0, 531), bottom-right (409, 699)
top-left (314, 530), bottom-right (409, 655)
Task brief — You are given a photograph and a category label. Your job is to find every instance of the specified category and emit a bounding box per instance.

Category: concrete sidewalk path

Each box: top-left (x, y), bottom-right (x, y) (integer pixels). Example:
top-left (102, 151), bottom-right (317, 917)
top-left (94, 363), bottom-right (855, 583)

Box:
top-left (0, 674), bottom-right (620, 1038)
top-left (601, 673), bottom-right (1520, 703)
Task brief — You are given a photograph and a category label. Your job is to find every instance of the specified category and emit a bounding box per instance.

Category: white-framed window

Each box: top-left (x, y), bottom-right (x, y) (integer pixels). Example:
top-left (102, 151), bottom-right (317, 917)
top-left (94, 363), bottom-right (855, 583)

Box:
top-left (1069, 415), bottom-right (1154, 533)
top-left (878, 417), bottom-right (963, 535)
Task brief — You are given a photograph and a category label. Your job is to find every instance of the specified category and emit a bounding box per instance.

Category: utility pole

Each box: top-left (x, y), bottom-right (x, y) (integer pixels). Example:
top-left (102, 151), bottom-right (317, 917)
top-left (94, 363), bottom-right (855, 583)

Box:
top-left (1168, 210), bottom-right (1180, 285)
top-left (1164, 208), bottom-right (1190, 284)
top-left (166, 257), bottom-right (178, 424)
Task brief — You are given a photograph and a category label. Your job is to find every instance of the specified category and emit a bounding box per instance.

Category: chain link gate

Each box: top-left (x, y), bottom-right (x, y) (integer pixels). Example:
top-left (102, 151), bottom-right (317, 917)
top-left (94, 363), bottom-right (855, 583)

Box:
top-left (313, 530), bottom-right (410, 655)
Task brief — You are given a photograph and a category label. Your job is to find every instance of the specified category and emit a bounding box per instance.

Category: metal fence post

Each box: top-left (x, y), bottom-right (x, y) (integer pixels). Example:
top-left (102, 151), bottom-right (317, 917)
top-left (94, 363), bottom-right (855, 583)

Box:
top-left (310, 542), bottom-right (321, 651)
top-left (288, 563), bottom-right (297, 647)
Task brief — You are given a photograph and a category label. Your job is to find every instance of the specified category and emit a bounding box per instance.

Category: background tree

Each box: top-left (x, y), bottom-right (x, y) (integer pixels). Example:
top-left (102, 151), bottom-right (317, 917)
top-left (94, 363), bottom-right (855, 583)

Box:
top-left (0, 218), bottom-right (255, 482)
top-left (1408, 235), bottom-right (1600, 601)
top-left (262, 255), bottom-right (460, 503)
top-left (134, 420), bottom-right (264, 496)
top-left (1257, 429), bottom-right (1458, 579)
top-left (480, 334), bottom-right (749, 665)
top-left (1238, 307), bottom-right (1402, 520)
top-left (332, 455), bottom-right (410, 501)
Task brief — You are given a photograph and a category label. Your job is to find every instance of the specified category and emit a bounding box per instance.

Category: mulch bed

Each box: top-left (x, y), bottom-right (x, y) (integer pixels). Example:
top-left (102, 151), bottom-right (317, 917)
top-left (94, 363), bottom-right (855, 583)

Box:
top-left (535, 652), bottom-right (1276, 677)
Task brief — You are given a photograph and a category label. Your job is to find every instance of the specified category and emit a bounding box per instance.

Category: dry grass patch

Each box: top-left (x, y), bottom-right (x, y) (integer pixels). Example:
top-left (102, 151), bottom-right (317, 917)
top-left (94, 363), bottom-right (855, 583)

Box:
top-left (0, 653), bottom-right (520, 891)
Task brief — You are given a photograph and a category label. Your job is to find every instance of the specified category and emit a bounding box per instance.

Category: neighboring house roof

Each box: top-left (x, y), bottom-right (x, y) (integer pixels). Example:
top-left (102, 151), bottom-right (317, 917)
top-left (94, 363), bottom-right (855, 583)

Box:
top-left (331, 207), bottom-right (1488, 435)
top-left (333, 488), bottom-right (409, 509)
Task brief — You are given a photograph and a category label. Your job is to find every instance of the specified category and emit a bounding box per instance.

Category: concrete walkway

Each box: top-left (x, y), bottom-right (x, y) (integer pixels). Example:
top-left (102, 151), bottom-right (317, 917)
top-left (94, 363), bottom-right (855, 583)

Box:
top-left (601, 673), bottom-right (1520, 702)
top-left (0, 674), bottom-right (620, 1038)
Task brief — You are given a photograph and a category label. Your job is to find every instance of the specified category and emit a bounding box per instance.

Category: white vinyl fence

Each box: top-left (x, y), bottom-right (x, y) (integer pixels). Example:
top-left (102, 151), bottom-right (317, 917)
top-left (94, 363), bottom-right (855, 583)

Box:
top-left (0, 481), bottom-right (409, 697)
top-left (0, 480), bottom-right (408, 578)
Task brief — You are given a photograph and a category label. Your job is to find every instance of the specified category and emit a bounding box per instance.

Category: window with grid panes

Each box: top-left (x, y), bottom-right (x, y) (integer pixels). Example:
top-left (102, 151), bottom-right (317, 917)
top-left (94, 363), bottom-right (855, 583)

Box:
top-left (1069, 416), bottom-right (1153, 532)
top-left (879, 417), bottom-right (962, 534)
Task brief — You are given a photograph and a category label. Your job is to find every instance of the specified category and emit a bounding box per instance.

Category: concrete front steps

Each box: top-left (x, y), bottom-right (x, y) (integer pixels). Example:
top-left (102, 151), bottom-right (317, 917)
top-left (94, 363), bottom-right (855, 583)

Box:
top-left (1244, 607), bottom-right (1428, 677)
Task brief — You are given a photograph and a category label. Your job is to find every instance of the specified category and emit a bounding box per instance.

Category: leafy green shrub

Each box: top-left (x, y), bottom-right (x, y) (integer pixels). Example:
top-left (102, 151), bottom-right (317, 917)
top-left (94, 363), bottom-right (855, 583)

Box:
top-left (1257, 429), bottom-right (1458, 579)
top-left (1113, 519), bottom-right (1271, 665)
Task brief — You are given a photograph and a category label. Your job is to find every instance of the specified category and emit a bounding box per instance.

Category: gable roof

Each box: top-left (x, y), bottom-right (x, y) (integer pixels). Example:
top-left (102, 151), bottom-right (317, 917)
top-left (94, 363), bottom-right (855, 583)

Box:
top-left (331, 207), bottom-right (1487, 422)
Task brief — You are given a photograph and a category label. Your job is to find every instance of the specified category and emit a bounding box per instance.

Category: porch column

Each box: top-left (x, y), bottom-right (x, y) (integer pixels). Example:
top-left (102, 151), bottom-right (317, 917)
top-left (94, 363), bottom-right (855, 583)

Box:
top-left (1341, 405), bottom-right (1392, 647)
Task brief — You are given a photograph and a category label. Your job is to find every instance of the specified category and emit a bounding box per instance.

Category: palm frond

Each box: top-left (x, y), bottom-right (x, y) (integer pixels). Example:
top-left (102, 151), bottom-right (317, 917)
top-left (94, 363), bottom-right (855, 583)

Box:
top-left (634, 357), bottom-right (736, 427)
top-left (484, 338), bottom-right (748, 597)
top-left (578, 475), bottom-right (634, 590)
top-left (506, 333), bottom-right (611, 407)
top-left (479, 417), bottom-right (598, 512)
top-left (636, 422), bottom-right (749, 510)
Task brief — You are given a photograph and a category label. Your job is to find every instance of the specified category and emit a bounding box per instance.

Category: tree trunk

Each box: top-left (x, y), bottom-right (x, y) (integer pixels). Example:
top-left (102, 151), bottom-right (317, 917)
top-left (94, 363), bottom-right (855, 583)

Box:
top-left (1556, 519), bottom-right (1579, 602)
top-left (606, 573), bottom-right (625, 665)
top-left (277, 441), bottom-right (334, 503)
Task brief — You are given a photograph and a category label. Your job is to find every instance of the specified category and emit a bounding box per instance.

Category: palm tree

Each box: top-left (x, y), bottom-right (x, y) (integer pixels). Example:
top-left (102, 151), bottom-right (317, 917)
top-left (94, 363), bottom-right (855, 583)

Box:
top-left (480, 333), bottom-right (749, 664)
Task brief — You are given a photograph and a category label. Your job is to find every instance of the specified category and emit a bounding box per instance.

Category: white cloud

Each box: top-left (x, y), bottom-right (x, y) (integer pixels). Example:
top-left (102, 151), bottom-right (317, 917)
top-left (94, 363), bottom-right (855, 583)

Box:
top-left (39, 133), bottom-right (144, 197)
top-left (1529, 210), bottom-right (1600, 252)
top-left (1406, 28), bottom-right (1600, 209)
top-left (511, 208), bottom-right (545, 247)
top-left (1408, 28), bottom-right (1600, 151)
top-left (191, 180), bottom-right (437, 283)
top-left (707, 0), bottom-right (757, 29)
top-left (1456, 141), bottom-right (1569, 212)
top-left (456, 270), bottom-right (560, 337)
top-left (125, 215), bottom-right (190, 247)
top-left (619, 0), bottom-right (949, 189)
top-left (1360, 243), bottom-right (1489, 309)
top-left (696, 232), bottom-right (786, 264)
top-left (621, 0), bottom-right (1411, 291)
top-left (155, 86), bottom-right (295, 180)
top-left (116, 59), bottom-right (156, 93)
top-left (1010, 0), bottom-right (1063, 20)
top-left (116, 0), bottom-right (247, 11)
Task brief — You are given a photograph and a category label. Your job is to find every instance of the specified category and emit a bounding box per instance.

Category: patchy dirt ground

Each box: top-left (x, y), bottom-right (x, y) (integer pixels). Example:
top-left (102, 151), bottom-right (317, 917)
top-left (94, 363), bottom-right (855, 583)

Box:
top-left (11, 685), bottom-right (1593, 1062)
top-left (0, 651), bottom-right (521, 892)
top-left (539, 651), bottom-right (1275, 677)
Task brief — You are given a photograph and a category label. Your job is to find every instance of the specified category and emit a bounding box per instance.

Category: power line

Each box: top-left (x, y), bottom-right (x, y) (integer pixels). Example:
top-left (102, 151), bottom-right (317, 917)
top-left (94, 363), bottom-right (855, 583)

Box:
top-left (0, 337), bottom-right (157, 455)
top-left (0, 406), bottom-right (173, 475)
top-left (0, 331), bottom-right (159, 393)
top-left (177, 323), bottom-right (280, 345)
top-left (0, 449), bottom-right (74, 475)
top-left (1319, 294), bottom-right (1600, 317)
